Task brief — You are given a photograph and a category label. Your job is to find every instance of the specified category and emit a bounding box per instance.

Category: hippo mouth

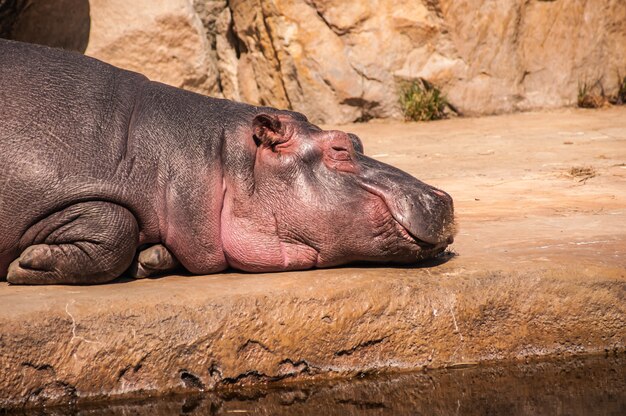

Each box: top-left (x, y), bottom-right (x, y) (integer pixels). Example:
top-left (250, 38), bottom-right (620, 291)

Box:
top-left (359, 180), bottom-right (455, 257)
top-left (391, 214), bottom-right (451, 258)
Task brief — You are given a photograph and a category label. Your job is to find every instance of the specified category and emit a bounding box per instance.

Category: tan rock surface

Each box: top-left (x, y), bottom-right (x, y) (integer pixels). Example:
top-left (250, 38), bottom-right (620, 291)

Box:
top-left (2, 1), bottom-right (624, 123)
top-left (1, 108), bottom-right (625, 409)
top-left (223, 0), bottom-right (626, 123)
top-left (85, 0), bottom-right (220, 95)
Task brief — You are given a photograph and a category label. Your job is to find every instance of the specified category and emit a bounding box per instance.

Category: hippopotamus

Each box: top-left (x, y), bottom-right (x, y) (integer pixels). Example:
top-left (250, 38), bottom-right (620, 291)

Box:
top-left (0, 39), bottom-right (455, 285)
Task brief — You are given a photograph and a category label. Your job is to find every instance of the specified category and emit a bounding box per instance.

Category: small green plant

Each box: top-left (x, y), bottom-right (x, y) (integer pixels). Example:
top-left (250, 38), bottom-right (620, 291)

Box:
top-left (577, 79), bottom-right (606, 109)
top-left (399, 79), bottom-right (449, 121)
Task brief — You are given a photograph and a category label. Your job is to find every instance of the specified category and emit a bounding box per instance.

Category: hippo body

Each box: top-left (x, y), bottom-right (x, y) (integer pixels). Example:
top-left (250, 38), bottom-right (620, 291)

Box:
top-left (0, 39), bottom-right (455, 285)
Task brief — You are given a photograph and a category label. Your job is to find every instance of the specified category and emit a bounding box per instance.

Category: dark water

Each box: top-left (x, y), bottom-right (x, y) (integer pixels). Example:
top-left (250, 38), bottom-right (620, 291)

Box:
top-left (8, 354), bottom-right (626, 416)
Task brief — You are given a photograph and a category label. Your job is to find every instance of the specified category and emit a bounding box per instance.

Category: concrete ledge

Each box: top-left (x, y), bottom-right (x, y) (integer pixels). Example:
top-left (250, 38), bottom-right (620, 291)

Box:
top-left (1, 265), bottom-right (624, 409)
top-left (1, 108), bottom-right (625, 409)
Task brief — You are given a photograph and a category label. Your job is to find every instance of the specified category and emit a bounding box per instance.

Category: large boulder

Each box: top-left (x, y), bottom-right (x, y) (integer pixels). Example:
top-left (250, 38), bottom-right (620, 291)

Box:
top-left (85, 0), bottom-right (220, 96)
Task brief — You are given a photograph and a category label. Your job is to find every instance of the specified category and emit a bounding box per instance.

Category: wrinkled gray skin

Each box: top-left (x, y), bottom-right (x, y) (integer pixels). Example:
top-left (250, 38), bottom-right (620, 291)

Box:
top-left (0, 39), bottom-right (455, 285)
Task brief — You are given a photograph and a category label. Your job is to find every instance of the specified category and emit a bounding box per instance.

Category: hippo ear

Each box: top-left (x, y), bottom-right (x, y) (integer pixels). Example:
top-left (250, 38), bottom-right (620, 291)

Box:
top-left (253, 114), bottom-right (286, 147)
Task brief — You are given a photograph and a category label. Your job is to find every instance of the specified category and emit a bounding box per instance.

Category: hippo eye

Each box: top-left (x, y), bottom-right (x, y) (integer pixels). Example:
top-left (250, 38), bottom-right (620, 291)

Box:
top-left (330, 145), bottom-right (351, 161)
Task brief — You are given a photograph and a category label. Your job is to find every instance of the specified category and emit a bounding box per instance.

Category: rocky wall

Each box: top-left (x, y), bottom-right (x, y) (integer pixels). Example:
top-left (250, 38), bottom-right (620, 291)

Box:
top-left (2, 0), bottom-right (626, 124)
top-left (0, 0), bottom-right (626, 123)
top-left (87, 0), bottom-right (626, 123)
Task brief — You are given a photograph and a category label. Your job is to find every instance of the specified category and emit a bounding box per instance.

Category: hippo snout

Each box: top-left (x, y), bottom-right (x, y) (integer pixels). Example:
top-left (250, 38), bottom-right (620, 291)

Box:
top-left (403, 185), bottom-right (455, 247)
top-left (357, 155), bottom-right (456, 253)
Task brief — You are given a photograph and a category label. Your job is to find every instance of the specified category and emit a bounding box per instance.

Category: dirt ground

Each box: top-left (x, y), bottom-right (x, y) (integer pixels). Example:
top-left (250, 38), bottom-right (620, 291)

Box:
top-left (340, 107), bottom-right (626, 270)
top-left (1, 107), bottom-right (624, 409)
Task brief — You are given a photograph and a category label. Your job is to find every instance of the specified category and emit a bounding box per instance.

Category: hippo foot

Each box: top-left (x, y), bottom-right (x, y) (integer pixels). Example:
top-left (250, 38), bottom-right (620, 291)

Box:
top-left (129, 244), bottom-right (180, 279)
top-left (7, 202), bottom-right (139, 285)
top-left (7, 241), bottom-right (131, 285)
top-left (7, 245), bottom-right (54, 283)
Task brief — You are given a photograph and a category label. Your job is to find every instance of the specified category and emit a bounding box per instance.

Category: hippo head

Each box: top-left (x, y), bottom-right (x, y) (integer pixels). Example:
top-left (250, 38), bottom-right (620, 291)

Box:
top-left (221, 111), bottom-right (456, 272)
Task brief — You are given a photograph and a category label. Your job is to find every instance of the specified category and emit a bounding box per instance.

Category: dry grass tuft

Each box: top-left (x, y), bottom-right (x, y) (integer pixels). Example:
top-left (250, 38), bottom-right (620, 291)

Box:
top-left (578, 72), bottom-right (626, 108)
top-left (567, 166), bottom-right (597, 183)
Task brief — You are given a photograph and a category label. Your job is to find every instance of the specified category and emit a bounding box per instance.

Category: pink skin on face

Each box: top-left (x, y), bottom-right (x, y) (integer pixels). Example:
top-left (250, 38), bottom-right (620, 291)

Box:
top-left (219, 113), bottom-right (455, 273)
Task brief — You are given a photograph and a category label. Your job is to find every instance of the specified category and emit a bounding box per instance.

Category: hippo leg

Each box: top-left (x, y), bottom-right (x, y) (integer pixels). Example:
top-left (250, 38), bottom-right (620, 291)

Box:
top-left (6, 202), bottom-right (138, 285)
top-left (128, 244), bottom-right (180, 278)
